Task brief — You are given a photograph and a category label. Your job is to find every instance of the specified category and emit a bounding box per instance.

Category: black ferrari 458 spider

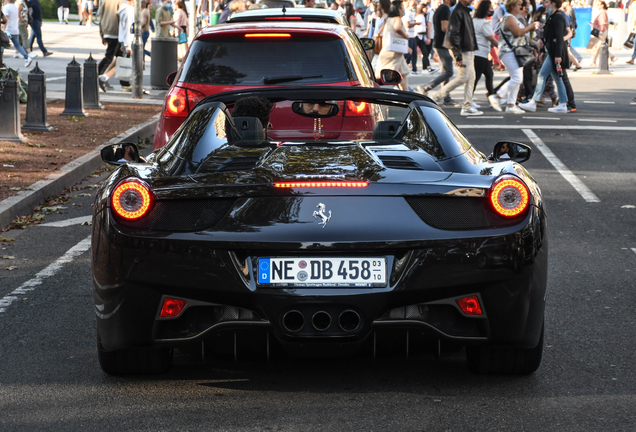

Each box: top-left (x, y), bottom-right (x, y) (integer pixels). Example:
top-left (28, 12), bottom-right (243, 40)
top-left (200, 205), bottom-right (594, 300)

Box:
top-left (92, 87), bottom-right (547, 375)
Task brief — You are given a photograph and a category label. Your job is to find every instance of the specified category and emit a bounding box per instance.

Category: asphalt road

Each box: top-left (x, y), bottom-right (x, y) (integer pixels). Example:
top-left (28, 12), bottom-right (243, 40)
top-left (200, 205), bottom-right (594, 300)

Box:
top-left (2, 28), bottom-right (636, 431)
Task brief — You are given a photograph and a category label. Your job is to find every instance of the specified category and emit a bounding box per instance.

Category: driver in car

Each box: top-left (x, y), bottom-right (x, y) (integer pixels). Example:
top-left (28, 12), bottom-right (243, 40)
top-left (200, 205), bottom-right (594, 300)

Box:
top-left (301, 102), bottom-right (335, 116)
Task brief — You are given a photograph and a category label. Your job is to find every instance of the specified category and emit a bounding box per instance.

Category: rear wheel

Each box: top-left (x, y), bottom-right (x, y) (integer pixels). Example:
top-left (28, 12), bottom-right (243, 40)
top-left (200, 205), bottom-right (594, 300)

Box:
top-left (465, 323), bottom-right (544, 375)
top-left (97, 335), bottom-right (173, 375)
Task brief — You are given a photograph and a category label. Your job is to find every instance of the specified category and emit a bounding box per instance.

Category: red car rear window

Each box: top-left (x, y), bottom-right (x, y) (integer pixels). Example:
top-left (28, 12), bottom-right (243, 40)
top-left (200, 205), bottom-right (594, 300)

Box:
top-left (181, 38), bottom-right (356, 86)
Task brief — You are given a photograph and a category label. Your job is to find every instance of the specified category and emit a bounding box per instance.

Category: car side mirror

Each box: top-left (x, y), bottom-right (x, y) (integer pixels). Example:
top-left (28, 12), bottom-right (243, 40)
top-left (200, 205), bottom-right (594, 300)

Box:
top-left (377, 69), bottom-right (402, 86)
top-left (359, 37), bottom-right (375, 51)
top-left (491, 141), bottom-right (531, 163)
top-left (166, 71), bottom-right (177, 86)
top-left (101, 143), bottom-right (142, 165)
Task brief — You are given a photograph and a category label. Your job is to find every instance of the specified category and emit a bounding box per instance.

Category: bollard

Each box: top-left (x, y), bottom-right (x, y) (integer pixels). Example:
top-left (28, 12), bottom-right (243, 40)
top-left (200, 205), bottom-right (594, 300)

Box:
top-left (83, 53), bottom-right (104, 110)
top-left (0, 71), bottom-right (26, 142)
top-left (595, 43), bottom-right (611, 75)
top-left (23, 63), bottom-right (54, 132)
top-left (60, 57), bottom-right (88, 117)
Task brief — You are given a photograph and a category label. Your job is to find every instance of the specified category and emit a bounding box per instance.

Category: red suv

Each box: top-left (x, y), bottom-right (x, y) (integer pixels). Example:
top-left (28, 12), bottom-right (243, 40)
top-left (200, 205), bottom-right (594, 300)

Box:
top-left (153, 21), bottom-right (393, 149)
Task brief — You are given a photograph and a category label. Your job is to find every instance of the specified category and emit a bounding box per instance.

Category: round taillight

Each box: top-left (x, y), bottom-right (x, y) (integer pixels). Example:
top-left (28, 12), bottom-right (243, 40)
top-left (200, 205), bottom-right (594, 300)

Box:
top-left (111, 180), bottom-right (152, 220)
top-left (167, 92), bottom-right (187, 116)
top-left (490, 177), bottom-right (530, 217)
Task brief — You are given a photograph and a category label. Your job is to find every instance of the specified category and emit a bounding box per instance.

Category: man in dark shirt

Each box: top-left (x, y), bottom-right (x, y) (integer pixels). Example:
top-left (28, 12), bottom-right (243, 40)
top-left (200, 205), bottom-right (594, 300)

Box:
top-left (430, 0), bottom-right (481, 116)
top-left (28, 0), bottom-right (53, 56)
top-left (419, 0), bottom-right (455, 105)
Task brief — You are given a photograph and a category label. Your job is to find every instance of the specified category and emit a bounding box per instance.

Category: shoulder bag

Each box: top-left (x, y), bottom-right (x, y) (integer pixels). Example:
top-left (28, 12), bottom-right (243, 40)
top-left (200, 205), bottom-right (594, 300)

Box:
top-left (590, 28), bottom-right (600, 38)
top-left (372, 20), bottom-right (383, 54)
top-left (500, 24), bottom-right (534, 68)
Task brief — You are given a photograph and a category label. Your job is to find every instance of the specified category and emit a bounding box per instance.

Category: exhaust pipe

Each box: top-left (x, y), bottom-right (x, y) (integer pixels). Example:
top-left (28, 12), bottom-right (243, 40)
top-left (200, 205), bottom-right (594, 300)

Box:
top-left (312, 311), bottom-right (331, 331)
top-left (282, 310), bottom-right (305, 333)
top-left (339, 310), bottom-right (361, 332)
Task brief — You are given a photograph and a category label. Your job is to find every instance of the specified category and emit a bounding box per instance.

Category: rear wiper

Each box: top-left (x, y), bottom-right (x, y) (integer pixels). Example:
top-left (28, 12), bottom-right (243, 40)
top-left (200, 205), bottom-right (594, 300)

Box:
top-left (262, 75), bottom-right (323, 85)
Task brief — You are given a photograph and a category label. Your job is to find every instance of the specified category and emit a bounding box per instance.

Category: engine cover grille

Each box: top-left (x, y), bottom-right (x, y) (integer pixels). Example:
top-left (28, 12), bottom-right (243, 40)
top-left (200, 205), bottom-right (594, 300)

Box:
top-left (406, 196), bottom-right (526, 230)
top-left (116, 198), bottom-right (236, 232)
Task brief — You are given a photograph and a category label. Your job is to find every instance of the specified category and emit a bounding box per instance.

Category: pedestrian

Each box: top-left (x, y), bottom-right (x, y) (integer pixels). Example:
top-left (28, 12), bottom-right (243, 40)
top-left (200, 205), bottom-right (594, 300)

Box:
top-left (472, 0), bottom-right (500, 111)
top-left (589, 1), bottom-right (616, 66)
top-left (402, 0), bottom-right (418, 74)
top-left (520, 0), bottom-right (569, 113)
top-left (2, 0), bottom-right (36, 67)
top-left (0, 10), bottom-right (6, 66)
top-left (490, 0), bottom-right (506, 68)
top-left (371, 0), bottom-right (390, 69)
top-left (375, 0), bottom-right (411, 91)
top-left (492, 0), bottom-right (538, 114)
top-left (83, 0), bottom-right (97, 26)
top-left (155, 0), bottom-right (172, 37)
top-left (626, 0), bottom-right (636, 63)
top-left (27, 0), bottom-right (53, 57)
top-left (345, 2), bottom-right (359, 33)
top-left (414, 2), bottom-right (437, 73)
top-left (15, 0), bottom-right (30, 54)
top-left (419, 0), bottom-right (458, 106)
top-left (98, 0), bottom-right (123, 89)
top-left (98, 0), bottom-right (134, 91)
top-left (429, 0), bottom-right (482, 116)
top-left (54, 0), bottom-right (71, 24)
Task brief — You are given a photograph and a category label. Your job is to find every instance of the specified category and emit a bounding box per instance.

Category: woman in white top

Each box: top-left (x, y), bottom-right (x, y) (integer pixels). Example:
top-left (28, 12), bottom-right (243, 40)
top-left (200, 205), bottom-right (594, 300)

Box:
top-left (375, 0), bottom-right (411, 91)
top-left (472, 0), bottom-right (499, 110)
top-left (493, 0), bottom-right (538, 114)
top-left (371, 0), bottom-right (391, 70)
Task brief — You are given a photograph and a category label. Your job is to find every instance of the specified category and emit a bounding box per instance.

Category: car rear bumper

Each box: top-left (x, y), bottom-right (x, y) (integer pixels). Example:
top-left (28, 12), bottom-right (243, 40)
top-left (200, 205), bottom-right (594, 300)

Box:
top-left (92, 207), bottom-right (547, 353)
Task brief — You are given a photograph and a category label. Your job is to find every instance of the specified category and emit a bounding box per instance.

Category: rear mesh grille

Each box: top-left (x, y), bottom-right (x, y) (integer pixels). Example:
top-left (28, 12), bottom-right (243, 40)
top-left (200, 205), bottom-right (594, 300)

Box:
top-left (406, 196), bottom-right (526, 230)
top-left (379, 304), bottom-right (485, 338)
top-left (116, 199), bottom-right (235, 232)
top-left (378, 156), bottom-right (423, 170)
top-left (218, 157), bottom-right (260, 172)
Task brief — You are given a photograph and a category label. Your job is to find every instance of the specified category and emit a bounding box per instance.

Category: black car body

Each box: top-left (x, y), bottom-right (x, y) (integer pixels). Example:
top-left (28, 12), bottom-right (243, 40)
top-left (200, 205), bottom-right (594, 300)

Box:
top-left (93, 87), bottom-right (547, 375)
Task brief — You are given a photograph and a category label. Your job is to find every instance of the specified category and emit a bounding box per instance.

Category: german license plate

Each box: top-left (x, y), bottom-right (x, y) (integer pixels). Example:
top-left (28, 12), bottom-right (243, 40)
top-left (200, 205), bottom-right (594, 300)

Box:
top-left (257, 257), bottom-right (387, 287)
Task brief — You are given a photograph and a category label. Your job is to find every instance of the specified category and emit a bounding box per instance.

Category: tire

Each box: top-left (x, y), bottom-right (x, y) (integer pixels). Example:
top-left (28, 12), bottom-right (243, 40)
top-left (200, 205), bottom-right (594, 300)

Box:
top-left (97, 335), bottom-right (173, 375)
top-left (465, 323), bottom-right (544, 375)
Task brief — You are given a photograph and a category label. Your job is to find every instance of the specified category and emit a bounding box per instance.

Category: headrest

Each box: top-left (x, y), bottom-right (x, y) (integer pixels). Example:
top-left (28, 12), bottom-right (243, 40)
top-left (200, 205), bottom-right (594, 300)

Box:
top-left (372, 121), bottom-right (403, 141)
top-left (231, 116), bottom-right (265, 143)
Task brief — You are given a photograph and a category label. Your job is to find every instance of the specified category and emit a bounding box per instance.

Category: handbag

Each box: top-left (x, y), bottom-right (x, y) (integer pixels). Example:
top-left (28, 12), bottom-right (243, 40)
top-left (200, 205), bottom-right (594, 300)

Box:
top-left (387, 32), bottom-right (409, 54)
top-left (177, 32), bottom-right (188, 44)
top-left (591, 28), bottom-right (600, 38)
top-left (624, 32), bottom-right (635, 50)
top-left (114, 56), bottom-right (133, 82)
top-left (500, 27), bottom-right (534, 68)
top-left (1, 31), bottom-right (11, 49)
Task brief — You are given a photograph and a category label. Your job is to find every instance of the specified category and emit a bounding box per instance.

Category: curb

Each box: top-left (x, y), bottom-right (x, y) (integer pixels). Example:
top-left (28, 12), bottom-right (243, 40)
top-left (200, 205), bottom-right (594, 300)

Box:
top-left (0, 113), bottom-right (160, 230)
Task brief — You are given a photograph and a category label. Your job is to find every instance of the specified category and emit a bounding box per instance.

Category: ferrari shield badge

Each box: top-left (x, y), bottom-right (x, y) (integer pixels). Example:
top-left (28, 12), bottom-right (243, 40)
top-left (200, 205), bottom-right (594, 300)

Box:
top-left (313, 203), bottom-right (331, 228)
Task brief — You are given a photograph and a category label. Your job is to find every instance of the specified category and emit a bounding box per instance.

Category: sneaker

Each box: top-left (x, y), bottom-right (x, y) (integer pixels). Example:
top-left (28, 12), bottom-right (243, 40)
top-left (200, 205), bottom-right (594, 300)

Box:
top-left (427, 67), bottom-right (438, 74)
top-left (430, 93), bottom-right (444, 105)
top-left (443, 98), bottom-right (461, 108)
top-left (25, 57), bottom-right (33, 68)
top-left (506, 105), bottom-right (525, 114)
top-left (471, 101), bottom-right (481, 109)
top-left (568, 106), bottom-right (577, 113)
top-left (64, 20), bottom-right (69, 24)
top-left (28, 52), bottom-right (38, 58)
top-left (411, 71), bottom-right (422, 76)
top-left (548, 103), bottom-right (567, 113)
top-left (121, 86), bottom-right (132, 92)
top-left (13, 53), bottom-right (21, 58)
top-left (460, 107), bottom-right (483, 116)
top-left (43, 52), bottom-right (53, 57)
top-left (519, 100), bottom-right (537, 112)
top-left (488, 94), bottom-right (502, 112)
top-left (98, 79), bottom-right (107, 92)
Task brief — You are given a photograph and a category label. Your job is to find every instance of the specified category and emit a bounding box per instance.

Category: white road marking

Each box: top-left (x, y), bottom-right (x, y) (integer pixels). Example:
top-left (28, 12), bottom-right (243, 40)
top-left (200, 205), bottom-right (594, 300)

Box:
top-left (578, 119), bottom-right (617, 123)
top-left (0, 236), bottom-right (91, 314)
top-left (583, 101), bottom-right (615, 104)
top-left (522, 117), bottom-right (561, 120)
top-left (38, 215), bottom-right (92, 227)
top-left (521, 129), bottom-right (601, 203)
top-left (45, 76), bottom-right (66, 82)
top-left (632, 248), bottom-right (636, 256)
top-left (466, 116), bottom-right (504, 119)
top-left (457, 125), bottom-right (636, 131)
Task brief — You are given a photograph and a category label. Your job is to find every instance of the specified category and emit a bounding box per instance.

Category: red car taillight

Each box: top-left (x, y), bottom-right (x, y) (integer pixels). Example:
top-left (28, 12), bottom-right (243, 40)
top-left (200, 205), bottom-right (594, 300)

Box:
top-left (160, 297), bottom-right (187, 318)
top-left (489, 177), bottom-right (530, 217)
top-left (164, 86), bottom-right (205, 118)
top-left (111, 179), bottom-right (153, 220)
top-left (345, 101), bottom-right (370, 116)
top-left (456, 296), bottom-right (483, 316)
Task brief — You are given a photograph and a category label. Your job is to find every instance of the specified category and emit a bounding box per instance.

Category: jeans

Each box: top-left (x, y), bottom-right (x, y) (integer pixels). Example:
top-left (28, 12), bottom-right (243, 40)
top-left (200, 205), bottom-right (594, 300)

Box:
top-left (498, 52), bottom-right (523, 105)
top-left (423, 47), bottom-right (453, 92)
top-left (435, 51), bottom-right (476, 110)
top-left (29, 20), bottom-right (49, 54)
top-left (415, 37), bottom-right (431, 70)
top-left (406, 37), bottom-right (418, 71)
top-left (473, 55), bottom-right (494, 96)
top-left (632, 43), bottom-right (636, 60)
top-left (142, 31), bottom-right (151, 58)
top-left (531, 53), bottom-right (567, 104)
top-left (10, 34), bottom-right (29, 59)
